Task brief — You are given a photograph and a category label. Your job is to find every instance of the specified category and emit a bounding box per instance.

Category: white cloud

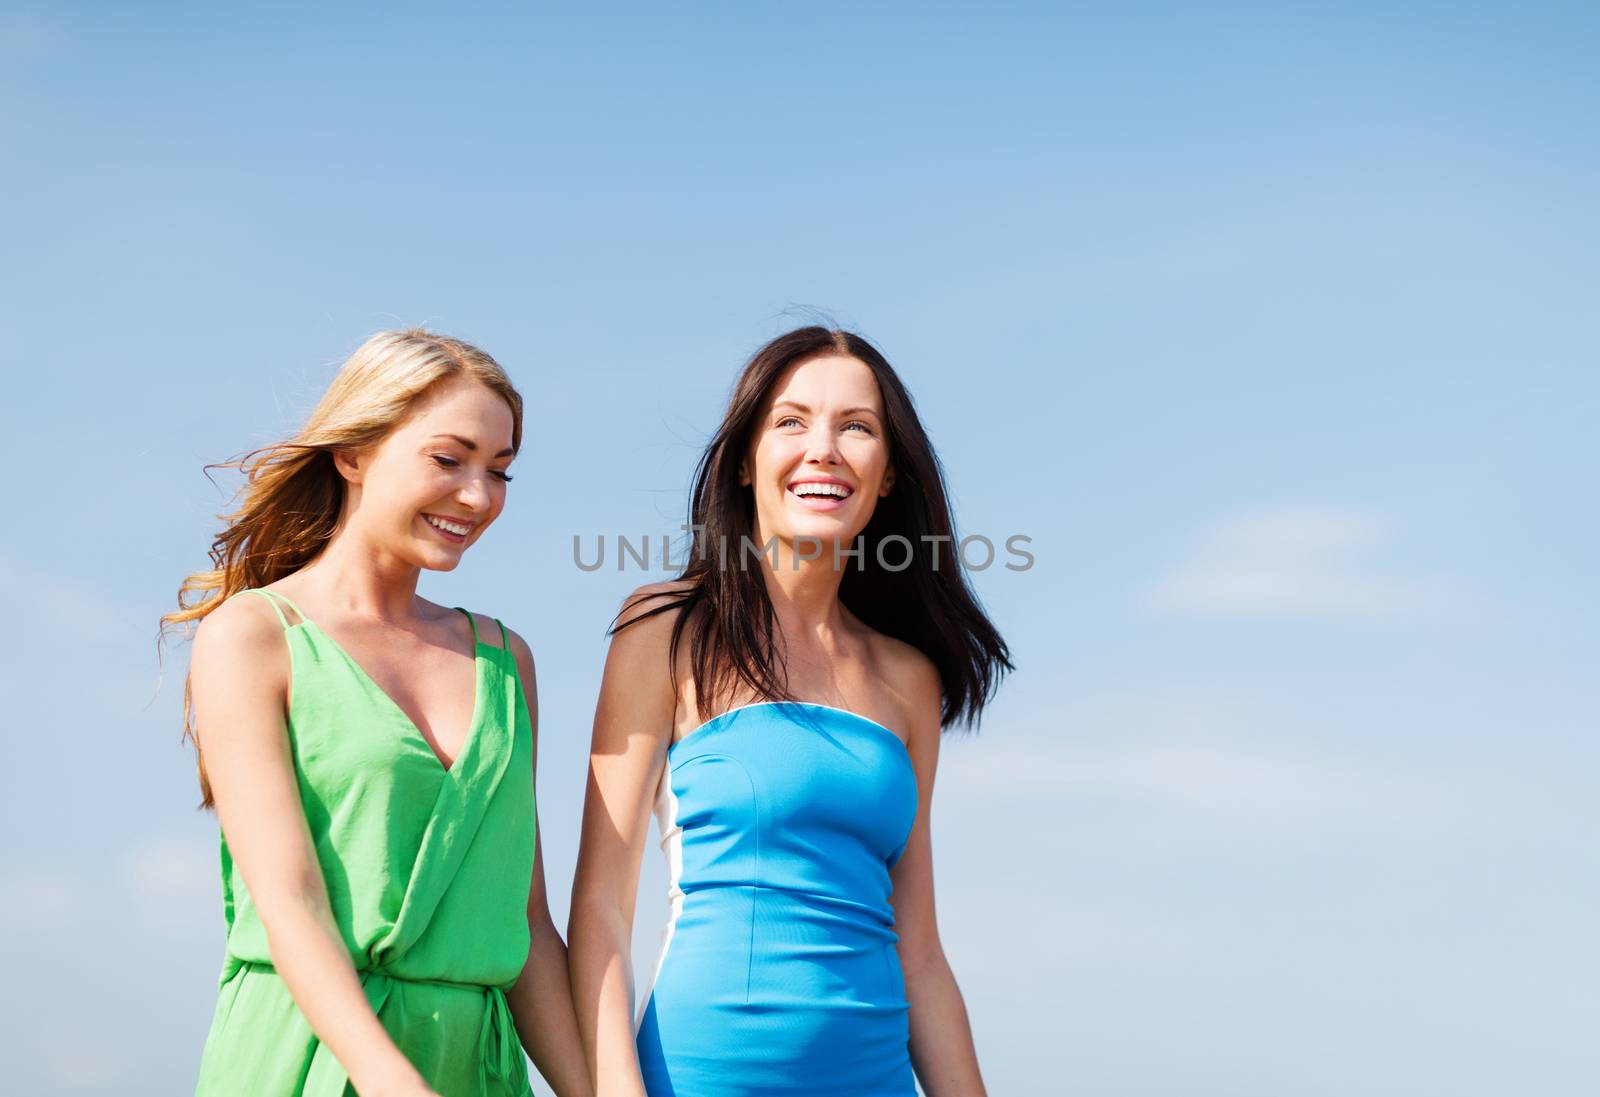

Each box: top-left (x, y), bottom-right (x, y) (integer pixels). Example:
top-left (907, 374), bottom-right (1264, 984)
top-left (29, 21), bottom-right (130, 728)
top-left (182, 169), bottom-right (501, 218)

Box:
top-left (939, 889), bottom-right (1127, 981)
top-left (1145, 503), bottom-right (1452, 620)
top-left (942, 738), bottom-right (1426, 824)
top-left (0, 557), bottom-right (164, 713)
top-left (0, 869), bottom-right (83, 931)
top-left (122, 835), bottom-right (218, 937)
top-left (0, 558), bottom-right (147, 648)
top-left (933, 686), bottom-right (1459, 829)
top-left (37, 1028), bottom-right (125, 1092)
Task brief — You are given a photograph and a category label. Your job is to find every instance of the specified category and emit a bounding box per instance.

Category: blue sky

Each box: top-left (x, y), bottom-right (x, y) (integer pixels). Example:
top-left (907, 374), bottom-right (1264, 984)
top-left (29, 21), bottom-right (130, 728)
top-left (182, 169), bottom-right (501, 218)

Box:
top-left (2, 3), bottom-right (1596, 1094)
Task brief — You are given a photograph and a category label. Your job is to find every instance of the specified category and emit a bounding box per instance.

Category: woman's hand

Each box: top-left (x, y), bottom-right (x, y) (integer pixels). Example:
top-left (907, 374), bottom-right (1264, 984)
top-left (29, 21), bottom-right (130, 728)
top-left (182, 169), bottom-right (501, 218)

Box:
top-left (887, 648), bottom-right (989, 1097)
top-left (568, 584), bottom-right (686, 1097)
top-left (192, 593), bottom-right (434, 1097)
top-left (359, 1073), bottom-right (441, 1097)
top-left (497, 621), bottom-right (597, 1097)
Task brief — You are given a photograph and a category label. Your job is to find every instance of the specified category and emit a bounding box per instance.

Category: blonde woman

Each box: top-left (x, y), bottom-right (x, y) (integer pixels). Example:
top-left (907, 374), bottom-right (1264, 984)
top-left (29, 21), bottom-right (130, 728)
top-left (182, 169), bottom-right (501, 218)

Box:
top-left (164, 331), bottom-right (590, 1097)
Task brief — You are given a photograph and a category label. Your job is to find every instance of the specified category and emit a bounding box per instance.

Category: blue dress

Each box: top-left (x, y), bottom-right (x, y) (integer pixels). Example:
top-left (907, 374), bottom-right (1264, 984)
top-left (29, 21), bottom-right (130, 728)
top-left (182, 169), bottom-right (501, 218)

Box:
top-left (634, 701), bottom-right (920, 1096)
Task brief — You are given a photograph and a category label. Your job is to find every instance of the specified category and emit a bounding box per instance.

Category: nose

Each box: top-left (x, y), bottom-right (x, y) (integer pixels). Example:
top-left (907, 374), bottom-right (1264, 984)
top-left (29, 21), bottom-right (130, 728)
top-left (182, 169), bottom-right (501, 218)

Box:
top-left (804, 423), bottom-right (842, 464)
top-left (457, 472), bottom-right (494, 512)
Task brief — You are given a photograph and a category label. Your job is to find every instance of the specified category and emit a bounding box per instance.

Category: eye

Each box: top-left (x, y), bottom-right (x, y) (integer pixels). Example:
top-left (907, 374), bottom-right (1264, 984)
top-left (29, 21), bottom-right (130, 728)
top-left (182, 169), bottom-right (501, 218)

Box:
top-left (775, 416), bottom-right (802, 428)
top-left (434, 454), bottom-right (512, 483)
top-left (844, 421), bottom-right (874, 434)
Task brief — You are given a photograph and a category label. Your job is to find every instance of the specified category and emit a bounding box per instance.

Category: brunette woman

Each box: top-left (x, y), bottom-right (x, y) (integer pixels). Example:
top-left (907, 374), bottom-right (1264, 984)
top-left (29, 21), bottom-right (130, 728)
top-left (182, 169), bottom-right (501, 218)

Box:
top-left (569, 326), bottom-right (1010, 1096)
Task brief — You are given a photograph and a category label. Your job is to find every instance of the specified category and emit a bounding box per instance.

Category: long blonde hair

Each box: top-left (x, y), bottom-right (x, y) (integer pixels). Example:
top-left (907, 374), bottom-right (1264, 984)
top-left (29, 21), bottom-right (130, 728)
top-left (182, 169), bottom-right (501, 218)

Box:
top-left (160, 328), bottom-right (523, 808)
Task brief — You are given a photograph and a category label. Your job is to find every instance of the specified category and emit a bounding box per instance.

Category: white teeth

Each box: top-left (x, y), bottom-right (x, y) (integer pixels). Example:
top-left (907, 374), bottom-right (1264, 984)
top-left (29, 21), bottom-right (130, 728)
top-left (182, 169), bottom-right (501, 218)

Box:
top-left (792, 483), bottom-right (851, 498)
top-left (424, 515), bottom-right (471, 536)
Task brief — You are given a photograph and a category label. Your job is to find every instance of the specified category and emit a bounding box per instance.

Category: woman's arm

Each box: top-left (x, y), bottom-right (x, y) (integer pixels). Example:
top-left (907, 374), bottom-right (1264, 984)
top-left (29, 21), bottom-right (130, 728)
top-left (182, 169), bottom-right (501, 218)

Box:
top-left (190, 596), bottom-right (437, 1097)
top-left (500, 625), bottom-right (594, 1097)
top-left (889, 652), bottom-right (989, 1097)
top-left (567, 586), bottom-right (681, 1097)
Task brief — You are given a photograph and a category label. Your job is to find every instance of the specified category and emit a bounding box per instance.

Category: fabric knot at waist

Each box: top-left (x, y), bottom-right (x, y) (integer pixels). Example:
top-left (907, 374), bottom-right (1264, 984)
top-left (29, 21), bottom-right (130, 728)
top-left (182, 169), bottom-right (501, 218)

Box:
top-left (232, 959), bottom-right (526, 1095)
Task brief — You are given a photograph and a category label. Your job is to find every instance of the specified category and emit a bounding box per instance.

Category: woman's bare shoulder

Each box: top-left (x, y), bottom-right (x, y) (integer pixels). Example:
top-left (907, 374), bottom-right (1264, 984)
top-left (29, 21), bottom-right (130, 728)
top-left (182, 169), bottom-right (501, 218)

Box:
top-left (864, 628), bottom-right (943, 734)
top-left (192, 590), bottom-right (289, 665)
top-left (614, 578), bottom-right (698, 635)
top-left (188, 592), bottom-right (292, 747)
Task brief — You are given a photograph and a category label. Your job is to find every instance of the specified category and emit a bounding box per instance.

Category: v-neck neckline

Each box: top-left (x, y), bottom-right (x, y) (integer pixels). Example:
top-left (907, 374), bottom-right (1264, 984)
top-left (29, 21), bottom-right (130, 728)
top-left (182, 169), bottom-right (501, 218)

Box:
top-left (294, 612), bottom-right (487, 776)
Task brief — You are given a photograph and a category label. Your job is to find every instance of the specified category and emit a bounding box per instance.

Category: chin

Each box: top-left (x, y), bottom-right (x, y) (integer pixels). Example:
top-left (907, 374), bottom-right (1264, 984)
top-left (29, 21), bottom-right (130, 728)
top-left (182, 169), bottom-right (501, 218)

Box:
top-left (411, 544), bottom-right (468, 572)
top-left (785, 522), bottom-right (861, 546)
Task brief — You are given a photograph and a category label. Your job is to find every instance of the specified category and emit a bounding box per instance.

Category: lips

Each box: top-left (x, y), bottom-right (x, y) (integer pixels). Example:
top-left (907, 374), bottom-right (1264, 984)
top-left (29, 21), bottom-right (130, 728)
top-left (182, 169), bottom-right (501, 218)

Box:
top-left (421, 513), bottom-right (473, 543)
top-left (788, 477), bottom-right (853, 496)
top-left (787, 477), bottom-right (854, 511)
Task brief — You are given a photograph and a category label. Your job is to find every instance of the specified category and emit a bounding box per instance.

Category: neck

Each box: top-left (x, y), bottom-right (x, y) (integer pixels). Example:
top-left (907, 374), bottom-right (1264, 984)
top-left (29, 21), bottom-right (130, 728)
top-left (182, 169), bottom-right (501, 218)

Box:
top-left (298, 518), bottom-right (424, 623)
top-left (750, 525), bottom-right (852, 640)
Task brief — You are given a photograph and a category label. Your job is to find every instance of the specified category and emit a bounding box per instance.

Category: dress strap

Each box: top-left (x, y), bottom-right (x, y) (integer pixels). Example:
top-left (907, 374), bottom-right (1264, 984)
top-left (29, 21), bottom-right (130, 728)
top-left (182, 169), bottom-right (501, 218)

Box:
top-left (494, 617), bottom-right (509, 652)
top-left (232, 588), bottom-right (304, 630)
top-left (266, 589), bottom-right (308, 626)
top-left (454, 606), bottom-right (480, 646)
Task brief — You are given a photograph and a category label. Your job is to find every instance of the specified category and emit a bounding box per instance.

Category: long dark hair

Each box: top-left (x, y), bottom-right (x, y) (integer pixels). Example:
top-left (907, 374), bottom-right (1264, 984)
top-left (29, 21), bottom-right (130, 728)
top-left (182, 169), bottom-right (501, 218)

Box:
top-left (616, 326), bottom-right (1012, 730)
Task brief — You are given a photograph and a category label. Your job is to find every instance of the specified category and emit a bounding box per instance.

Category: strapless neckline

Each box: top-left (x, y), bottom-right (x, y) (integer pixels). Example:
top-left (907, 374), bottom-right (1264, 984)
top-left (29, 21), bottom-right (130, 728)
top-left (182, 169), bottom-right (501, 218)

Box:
top-left (669, 700), bottom-right (911, 758)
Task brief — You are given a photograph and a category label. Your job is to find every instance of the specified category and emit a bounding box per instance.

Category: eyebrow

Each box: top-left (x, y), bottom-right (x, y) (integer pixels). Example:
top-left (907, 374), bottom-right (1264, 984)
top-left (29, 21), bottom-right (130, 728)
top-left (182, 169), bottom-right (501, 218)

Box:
top-left (428, 433), bottom-right (516, 458)
top-left (771, 400), bottom-right (881, 419)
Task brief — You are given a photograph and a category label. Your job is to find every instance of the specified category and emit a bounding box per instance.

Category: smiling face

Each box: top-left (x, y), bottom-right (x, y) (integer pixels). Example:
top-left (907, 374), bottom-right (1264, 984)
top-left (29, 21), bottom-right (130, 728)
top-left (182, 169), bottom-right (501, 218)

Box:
top-left (334, 374), bottom-right (517, 571)
top-left (739, 353), bottom-right (895, 551)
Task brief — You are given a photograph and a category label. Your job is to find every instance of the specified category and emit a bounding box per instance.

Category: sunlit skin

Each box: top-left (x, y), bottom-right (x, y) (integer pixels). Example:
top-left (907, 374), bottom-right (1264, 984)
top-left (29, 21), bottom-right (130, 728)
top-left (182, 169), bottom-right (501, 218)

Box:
top-left (332, 374), bottom-right (517, 580)
top-left (570, 350), bottom-right (989, 1097)
top-left (191, 374), bottom-right (595, 1097)
top-left (734, 353), bottom-right (901, 677)
top-left (739, 353), bottom-right (896, 570)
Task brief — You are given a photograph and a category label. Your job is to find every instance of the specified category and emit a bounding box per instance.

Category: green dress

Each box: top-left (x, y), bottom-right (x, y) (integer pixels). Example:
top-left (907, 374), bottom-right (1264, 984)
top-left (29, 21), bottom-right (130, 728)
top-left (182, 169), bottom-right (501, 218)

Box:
top-left (194, 588), bottom-right (537, 1097)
